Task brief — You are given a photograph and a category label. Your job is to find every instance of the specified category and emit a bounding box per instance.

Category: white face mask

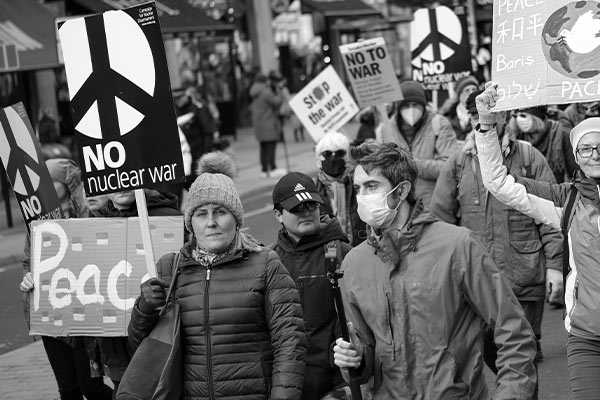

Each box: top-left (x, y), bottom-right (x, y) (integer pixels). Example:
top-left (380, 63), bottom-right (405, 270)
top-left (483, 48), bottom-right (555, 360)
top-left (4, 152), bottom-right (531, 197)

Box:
top-left (400, 106), bottom-right (423, 126)
top-left (516, 115), bottom-right (534, 133)
top-left (356, 184), bottom-right (401, 230)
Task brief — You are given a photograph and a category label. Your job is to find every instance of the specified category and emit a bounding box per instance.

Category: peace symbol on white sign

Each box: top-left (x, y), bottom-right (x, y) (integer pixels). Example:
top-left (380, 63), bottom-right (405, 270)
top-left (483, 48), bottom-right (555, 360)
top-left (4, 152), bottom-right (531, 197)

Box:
top-left (0, 107), bottom-right (42, 195)
top-left (59, 10), bottom-right (155, 140)
top-left (410, 6), bottom-right (463, 69)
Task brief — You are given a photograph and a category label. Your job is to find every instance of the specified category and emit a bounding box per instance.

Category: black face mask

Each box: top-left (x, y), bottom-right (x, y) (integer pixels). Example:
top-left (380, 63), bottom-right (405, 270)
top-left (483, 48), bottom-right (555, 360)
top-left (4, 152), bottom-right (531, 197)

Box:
top-left (322, 158), bottom-right (346, 177)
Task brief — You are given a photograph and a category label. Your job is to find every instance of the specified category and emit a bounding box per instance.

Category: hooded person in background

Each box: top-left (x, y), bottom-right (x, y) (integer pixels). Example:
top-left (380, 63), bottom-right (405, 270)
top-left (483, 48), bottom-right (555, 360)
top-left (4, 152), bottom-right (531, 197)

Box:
top-left (249, 73), bottom-right (287, 178)
top-left (378, 80), bottom-right (458, 206)
top-left (509, 106), bottom-right (577, 183)
top-left (441, 75), bottom-right (480, 141)
top-left (128, 152), bottom-right (306, 399)
top-left (89, 188), bottom-right (180, 395)
top-left (431, 90), bottom-right (563, 384)
top-left (20, 159), bottom-right (113, 400)
top-left (315, 132), bottom-right (366, 246)
top-left (270, 172), bottom-right (357, 400)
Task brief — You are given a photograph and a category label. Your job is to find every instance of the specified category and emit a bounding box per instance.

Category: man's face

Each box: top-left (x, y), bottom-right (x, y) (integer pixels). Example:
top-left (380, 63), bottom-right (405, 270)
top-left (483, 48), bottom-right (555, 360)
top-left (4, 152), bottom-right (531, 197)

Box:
top-left (353, 165), bottom-right (399, 210)
top-left (275, 201), bottom-right (320, 242)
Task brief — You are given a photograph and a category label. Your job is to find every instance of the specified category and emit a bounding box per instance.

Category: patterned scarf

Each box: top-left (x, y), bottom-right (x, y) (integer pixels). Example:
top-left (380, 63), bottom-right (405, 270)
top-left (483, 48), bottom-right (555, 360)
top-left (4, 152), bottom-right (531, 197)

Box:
top-left (192, 232), bottom-right (239, 267)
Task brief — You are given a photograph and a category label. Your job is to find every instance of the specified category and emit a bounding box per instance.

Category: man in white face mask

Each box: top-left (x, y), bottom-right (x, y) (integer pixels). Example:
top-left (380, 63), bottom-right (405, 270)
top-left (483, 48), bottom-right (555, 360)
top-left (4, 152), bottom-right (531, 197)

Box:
top-left (332, 141), bottom-right (538, 399)
top-left (378, 80), bottom-right (458, 206)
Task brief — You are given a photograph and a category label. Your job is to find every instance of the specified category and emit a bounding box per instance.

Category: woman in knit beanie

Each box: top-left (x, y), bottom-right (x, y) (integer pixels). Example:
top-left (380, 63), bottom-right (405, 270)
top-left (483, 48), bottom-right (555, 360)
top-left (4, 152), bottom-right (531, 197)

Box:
top-left (128, 151), bottom-right (307, 399)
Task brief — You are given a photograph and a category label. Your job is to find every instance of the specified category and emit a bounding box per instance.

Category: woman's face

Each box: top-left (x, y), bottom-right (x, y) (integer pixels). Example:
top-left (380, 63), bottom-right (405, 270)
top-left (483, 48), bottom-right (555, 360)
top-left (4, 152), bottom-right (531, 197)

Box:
top-left (576, 132), bottom-right (600, 178)
top-left (191, 204), bottom-right (237, 253)
top-left (53, 181), bottom-right (70, 217)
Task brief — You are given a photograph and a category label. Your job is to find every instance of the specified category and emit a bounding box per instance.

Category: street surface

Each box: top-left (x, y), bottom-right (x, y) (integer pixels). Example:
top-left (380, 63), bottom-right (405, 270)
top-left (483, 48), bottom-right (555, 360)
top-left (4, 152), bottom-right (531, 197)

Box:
top-left (0, 188), bottom-right (571, 398)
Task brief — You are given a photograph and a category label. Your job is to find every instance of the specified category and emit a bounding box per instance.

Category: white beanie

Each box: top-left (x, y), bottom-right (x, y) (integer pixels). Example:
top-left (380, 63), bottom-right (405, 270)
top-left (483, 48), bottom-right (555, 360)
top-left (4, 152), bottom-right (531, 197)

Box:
top-left (570, 117), bottom-right (600, 158)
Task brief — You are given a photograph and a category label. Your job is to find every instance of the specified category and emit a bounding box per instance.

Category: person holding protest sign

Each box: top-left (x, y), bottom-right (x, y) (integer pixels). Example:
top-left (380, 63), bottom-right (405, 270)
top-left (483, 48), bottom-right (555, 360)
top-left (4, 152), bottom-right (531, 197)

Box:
top-left (333, 141), bottom-right (537, 399)
top-left (474, 82), bottom-right (600, 399)
top-left (430, 90), bottom-right (563, 382)
top-left (88, 188), bottom-right (179, 394)
top-left (507, 106), bottom-right (577, 183)
top-left (20, 158), bottom-right (113, 400)
top-left (378, 80), bottom-right (458, 206)
top-left (315, 132), bottom-right (366, 246)
top-left (127, 151), bottom-right (306, 399)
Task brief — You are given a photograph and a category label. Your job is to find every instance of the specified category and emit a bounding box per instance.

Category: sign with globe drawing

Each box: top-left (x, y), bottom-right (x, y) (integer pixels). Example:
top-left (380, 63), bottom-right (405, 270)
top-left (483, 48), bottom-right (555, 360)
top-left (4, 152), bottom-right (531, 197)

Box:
top-left (0, 102), bottom-right (63, 227)
top-left (58, 3), bottom-right (184, 196)
top-left (288, 65), bottom-right (359, 143)
top-left (493, 0), bottom-right (600, 110)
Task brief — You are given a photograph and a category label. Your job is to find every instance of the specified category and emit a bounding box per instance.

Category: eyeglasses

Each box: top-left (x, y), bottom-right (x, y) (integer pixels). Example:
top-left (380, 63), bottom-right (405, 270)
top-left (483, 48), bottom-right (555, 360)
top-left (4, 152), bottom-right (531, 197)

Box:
top-left (288, 202), bottom-right (319, 214)
top-left (321, 150), bottom-right (347, 160)
top-left (576, 144), bottom-right (600, 158)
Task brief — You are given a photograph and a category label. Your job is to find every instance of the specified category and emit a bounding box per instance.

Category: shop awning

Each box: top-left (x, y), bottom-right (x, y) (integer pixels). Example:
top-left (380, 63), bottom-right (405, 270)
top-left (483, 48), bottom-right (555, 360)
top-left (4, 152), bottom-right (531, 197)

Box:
top-left (302, 0), bottom-right (380, 17)
top-left (0, 0), bottom-right (60, 72)
top-left (69, 0), bottom-right (234, 34)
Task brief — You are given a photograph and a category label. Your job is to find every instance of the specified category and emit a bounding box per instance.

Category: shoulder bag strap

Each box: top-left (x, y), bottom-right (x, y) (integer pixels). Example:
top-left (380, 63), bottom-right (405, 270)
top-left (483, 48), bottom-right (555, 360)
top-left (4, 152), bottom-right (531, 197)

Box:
top-left (159, 252), bottom-right (181, 317)
top-left (561, 187), bottom-right (578, 286)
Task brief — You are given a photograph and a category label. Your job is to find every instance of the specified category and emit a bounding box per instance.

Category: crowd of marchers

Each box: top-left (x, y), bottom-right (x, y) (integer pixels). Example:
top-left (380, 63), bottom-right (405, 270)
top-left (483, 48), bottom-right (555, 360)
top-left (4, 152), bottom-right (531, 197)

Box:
top-left (17, 75), bottom-right (600, 400)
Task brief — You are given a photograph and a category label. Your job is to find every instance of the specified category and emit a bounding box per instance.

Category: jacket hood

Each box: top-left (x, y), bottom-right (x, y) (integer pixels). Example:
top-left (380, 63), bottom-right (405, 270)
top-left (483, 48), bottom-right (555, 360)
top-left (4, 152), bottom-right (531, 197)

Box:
top-left (92, 190), bottom-right (179, 217)
top-left (573, 171), bottom-right (600, 206)
top-left (367, 199), bottom-right (438, 266)
top-left (462, 125), bottom-right (516, 157)
top-left (249, 81), bottom-right (267, 99)
top-left (276, 214), bottom-right (349, 252)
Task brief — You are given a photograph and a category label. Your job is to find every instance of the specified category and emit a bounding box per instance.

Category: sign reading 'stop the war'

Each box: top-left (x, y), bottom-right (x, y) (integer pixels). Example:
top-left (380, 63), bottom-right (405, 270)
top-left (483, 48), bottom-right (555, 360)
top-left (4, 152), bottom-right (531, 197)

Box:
top-left (410, 5), bottom-right (472, 91)
top-left (288, 66), bottom-right (359, 143)
top-left (0, 102), bottom-right (63, 227)
top-left (493, 0), bottom-right (600, 110)
top-left (58, 3), bottom-right (184, 196)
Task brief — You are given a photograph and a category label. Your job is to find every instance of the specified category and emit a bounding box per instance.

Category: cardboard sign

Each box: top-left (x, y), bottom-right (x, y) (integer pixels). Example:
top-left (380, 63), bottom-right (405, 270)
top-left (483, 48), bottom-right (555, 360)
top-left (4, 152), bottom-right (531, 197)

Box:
top-left (58, 3), bottom-right (184, 196)
top-left (0, 102), bottom-right (64, 227)
top-left (340, 38), bottom-right (403, 108)
top-left (29, 216), bottom-right (183, 336)
top-left (493, 0), bottom-right (600, 110)
top-left (411, 6), bottom-right (472, 91)
top-left (288, 65), bottom-right (359, 143)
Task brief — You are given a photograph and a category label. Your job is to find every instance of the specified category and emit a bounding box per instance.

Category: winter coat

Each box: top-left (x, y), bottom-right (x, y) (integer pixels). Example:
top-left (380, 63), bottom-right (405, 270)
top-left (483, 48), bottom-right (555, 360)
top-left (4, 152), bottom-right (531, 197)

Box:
top-left (379, 111), bottom-right (458, 206)
top-left (340, 200), bottom-right (537, 400)
top-left (316, 177), bottom-right (366, 246)
top-left (250, 81), bottom-right (284, 142)
top-left (128, 240), bottom-right (306, 399)
top-left (430, 132), bottom-right (563, 300)
top-left (178, 99), bottom-right (217, 167)
top-left (90, 190), bottom-right (180, 381)
top-left (271, 217), bottom-right (351, 400)
top-left (475, 127), bottom-right (600, 342)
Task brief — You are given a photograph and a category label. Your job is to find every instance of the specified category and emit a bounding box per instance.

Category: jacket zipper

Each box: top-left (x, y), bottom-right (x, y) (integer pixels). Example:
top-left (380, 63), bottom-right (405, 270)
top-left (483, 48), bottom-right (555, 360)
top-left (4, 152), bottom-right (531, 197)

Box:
top-left (385, 293), bottom-right (396, 361)
top-left (470, 157), bottom-right (481, 205)
top-left (205, 268), bottom-right (214, 400)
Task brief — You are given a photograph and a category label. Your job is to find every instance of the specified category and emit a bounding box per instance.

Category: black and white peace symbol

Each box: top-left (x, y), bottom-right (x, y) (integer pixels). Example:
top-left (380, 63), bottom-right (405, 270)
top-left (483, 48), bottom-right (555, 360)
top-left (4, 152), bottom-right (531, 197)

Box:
top-left (59, 10), bottom-right (155, 141)
top-left (0, 107), bottom-right (42, 195)
top-left (410, 6), bottom-right (463, 69)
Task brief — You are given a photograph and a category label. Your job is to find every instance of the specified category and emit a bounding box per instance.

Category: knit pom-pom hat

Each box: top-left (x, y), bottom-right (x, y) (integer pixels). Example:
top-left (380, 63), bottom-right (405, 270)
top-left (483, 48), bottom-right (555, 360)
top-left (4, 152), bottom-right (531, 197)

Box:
top-left (184, 151), bottom-right (243, 232)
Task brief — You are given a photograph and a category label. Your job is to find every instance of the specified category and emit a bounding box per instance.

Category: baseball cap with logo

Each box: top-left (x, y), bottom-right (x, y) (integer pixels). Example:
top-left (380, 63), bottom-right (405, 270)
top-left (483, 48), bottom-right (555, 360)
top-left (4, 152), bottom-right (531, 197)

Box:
top-left (272, 172), bottom-right (324, 210)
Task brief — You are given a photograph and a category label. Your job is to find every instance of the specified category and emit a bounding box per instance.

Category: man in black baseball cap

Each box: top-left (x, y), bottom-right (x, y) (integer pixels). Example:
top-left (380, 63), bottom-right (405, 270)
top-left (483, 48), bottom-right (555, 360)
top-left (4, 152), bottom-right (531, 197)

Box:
top-left (271, 171), bottom-right (355, 399)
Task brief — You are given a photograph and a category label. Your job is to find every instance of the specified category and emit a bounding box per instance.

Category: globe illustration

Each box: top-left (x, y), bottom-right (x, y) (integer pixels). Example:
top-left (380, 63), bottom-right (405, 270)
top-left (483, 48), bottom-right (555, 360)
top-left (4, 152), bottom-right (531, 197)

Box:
top-left (541, 1), bottom-right (600, 79)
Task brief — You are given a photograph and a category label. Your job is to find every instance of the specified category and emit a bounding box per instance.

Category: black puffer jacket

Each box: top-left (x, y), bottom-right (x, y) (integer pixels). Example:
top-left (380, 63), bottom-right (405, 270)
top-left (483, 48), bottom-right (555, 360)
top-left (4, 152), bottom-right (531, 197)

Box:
top-left (128, 241), bottom-right (306, 399)
top-left (271, 217), bottom-right (351, 400)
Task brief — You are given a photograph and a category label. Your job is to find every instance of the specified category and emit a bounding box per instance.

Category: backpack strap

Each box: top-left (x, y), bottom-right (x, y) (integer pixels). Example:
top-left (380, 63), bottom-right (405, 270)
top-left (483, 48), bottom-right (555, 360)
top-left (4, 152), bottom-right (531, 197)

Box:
top-left (160, 252), bottom-right (181, 317)
top-left (324, 240), bottom-right (343, 274)
top-left (560, 187), bottom-right (579, 287)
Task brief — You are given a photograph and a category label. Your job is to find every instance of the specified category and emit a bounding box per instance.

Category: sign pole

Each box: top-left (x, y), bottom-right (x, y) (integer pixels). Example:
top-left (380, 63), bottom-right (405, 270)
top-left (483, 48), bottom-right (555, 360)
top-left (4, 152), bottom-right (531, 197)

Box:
top-left (134, 189), bottom-right (156, 278)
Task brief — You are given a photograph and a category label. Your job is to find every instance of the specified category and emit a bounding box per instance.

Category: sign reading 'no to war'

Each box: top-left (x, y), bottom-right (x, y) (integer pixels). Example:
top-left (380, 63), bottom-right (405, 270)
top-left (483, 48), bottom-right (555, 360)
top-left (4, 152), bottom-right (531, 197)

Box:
top-left (29, 216), bottom-right (183, 336)
top-left (288, 66), bottom-right (359, 143)
top-left (0, 102), bottom-right (63, 227)
top-left (58, 3), bottom-right (184, 196)
top-left (493, 0), bottom-right (600, 110)
top-left (340, 38), bottom-right (403, 109)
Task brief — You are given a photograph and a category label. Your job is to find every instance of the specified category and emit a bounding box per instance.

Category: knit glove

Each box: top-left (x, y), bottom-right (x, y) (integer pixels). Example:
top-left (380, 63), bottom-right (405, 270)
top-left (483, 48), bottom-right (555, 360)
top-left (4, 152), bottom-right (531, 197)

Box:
top-left (475, 82), bottom-right (499, 127)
